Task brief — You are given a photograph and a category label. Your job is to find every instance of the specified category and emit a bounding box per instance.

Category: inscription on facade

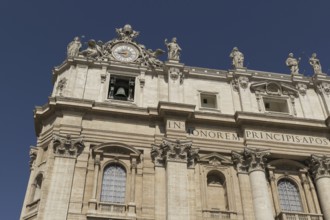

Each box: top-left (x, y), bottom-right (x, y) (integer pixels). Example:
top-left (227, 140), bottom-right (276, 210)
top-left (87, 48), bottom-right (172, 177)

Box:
top-left (186, 127), bottom-right (330, 146)
top-left (167, 120), bottom-right (185, 130)
top-left (245, 130), bottom-right (330, 146)
top-left (187, 128), bottom-right (241, 142)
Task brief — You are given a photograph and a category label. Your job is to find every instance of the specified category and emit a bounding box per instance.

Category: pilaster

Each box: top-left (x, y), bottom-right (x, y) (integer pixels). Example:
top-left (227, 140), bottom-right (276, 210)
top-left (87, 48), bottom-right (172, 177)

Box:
top-left (41, 134), bottom-right (84, 220)
top-left (164, 61), bottom-right (185, 103)
top-left (151, 139), bottom-right (199, 220)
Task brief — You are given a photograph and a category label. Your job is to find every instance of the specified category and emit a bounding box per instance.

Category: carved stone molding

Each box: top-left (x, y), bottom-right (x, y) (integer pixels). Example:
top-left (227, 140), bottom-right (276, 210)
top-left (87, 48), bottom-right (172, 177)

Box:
top-left (29, 147), bottom-right (38, 168)
top-left (231, 76), bottom-right (249, 92)
top-left (231, 151), bottom-right (248, 173)
top-left (56, 77), bottom-right (67, 96)
top-left (169, 67), bottom-right (184, 84)
top-left (151, 139), bottom-right (199, 167)
top-left (244, 147), bottom-right (270, 172)
top-left (100, 74), bottom-right (106, 83)
top-left (53, 134), bottom-right (84, 158)
top-left (251, 81), bottom-right (298, 97)
top-left (232, 147), bottom-right (270, 173)
top-left (200, 153), bottom-right (232, 167)
top-left (309, 154), bottom-right (330, 180)
top-left (296, 83), bottom-right (307, 96)
top-left (316, 82), bottom-right (330, 97)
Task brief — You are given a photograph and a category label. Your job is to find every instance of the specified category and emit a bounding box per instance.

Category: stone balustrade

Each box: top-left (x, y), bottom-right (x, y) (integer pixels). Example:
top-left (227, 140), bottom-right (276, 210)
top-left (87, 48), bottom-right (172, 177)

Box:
top-left (277, 211), bottom-right (323, 220)
top-left (202, 209), bottom-right (237, 219)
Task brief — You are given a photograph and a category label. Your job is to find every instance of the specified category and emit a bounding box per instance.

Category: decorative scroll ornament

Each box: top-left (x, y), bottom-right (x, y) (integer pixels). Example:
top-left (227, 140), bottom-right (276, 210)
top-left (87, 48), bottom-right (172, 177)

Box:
top-left (316, 82), bottom-right (330, 97)
top-left (239, 76), bottom-right (249, 89)
top-left (151, 139), bottom-right (199, 168)
top-left (232, 76), bottom-right (249, 92)
top-left (232, 147), bottom-right (270, 173)
top-left (309, 154), bottom-right (330, 180)
top-left (231, 151), bottom-right (248, 173)
top-left (73, 24), bottom-right (164, 69)
top-left (169, 67), bottom-right (184, 84)
top-left (29, 147), bottom-right (38, 168)
top-left (53, 134), bottom-right (84, 158)
top-left (56, 77), bottom-right (67, 96)
top-left (296, 83), bottom-right (307, 96)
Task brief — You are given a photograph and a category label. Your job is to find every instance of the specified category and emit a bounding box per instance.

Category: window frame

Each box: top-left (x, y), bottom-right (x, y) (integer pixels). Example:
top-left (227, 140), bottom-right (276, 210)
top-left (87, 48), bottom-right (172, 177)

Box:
top-left (100, 163), bottom-right (127, 204)
top-left (97, 160), bottom-right (131, 205)
top-left (277, 178), bottom-right (304, 213)
top-left (198, 91), bottom-right (220, 112)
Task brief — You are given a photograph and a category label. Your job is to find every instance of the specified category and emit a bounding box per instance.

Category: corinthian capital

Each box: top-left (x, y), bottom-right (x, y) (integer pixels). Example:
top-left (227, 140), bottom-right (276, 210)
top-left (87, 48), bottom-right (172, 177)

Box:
top-left (309, 154), bottom-right (330, 180)
top-left (151, 139), bottom-right (199, 167)
top-left (244, 147), bottom-right (270, 172)
top-left (53, 134), bottom-right (84, 158)
top-left (231, 151), bottom-right (248, 173)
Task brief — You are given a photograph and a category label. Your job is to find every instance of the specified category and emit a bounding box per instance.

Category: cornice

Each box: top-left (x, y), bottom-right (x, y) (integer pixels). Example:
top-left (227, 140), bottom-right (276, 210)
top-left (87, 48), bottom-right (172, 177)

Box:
top-left (235, 111), bottom-right (328, 131)
top-left (34, 96), bottom-right (330, 137)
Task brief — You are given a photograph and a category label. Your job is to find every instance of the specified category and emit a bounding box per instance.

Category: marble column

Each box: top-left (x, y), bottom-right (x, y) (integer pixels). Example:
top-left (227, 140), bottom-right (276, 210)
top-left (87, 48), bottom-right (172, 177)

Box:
top-left (310, 154), bottom-right (330, 220)
top-left (151, 139), bottom-right (199, 220)
top-left (233, 148), bottom-right (273, 220)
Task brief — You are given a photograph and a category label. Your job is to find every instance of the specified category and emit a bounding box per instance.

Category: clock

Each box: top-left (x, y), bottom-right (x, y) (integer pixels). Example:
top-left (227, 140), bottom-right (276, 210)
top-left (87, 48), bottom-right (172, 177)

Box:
top-left (112, 43), bottom-right (139, 62)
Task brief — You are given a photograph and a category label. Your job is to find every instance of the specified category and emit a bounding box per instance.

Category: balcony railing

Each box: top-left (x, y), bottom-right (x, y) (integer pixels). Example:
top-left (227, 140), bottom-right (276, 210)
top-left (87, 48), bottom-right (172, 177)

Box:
top-left (98, 202), bottom-right (126, 215)
top-left (203, 209), bottom-right (237, 219)
top-left (277, 211), bottom-right (323, 220)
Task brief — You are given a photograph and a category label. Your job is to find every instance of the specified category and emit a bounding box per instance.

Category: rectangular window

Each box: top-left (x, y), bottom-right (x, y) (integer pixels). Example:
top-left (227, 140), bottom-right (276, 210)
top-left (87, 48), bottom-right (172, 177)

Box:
top-left (108, 76), bottom-right (135, 101)
top-left (263, 98), bottom-right (289, 113)
top-left (200, 94), bottom-right (217, 109)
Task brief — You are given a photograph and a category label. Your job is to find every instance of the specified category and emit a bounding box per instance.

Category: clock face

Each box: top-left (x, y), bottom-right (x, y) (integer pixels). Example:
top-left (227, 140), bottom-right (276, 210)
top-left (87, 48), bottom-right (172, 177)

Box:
top-left (112, 43), bottom-right (139, 62)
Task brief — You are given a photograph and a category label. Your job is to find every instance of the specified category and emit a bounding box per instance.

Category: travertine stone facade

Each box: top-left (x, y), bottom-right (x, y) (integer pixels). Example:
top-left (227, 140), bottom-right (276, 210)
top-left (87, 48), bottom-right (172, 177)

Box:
top-left (21, 25), bottom-right (330, 220)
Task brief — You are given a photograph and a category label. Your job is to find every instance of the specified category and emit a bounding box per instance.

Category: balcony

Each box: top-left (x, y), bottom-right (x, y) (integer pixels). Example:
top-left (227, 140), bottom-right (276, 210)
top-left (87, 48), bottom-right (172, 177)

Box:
top-left (277, 212), bottom-right (323, 220)
top-left (87, 201), bottom-right (136, 219)
top-left (202, 209), bottom-right (237, 219)
top-left (99, 202), bottom-right (126, 215)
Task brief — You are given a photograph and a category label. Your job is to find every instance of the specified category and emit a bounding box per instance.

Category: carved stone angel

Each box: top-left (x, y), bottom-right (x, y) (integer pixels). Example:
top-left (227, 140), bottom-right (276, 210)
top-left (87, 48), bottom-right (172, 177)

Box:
top-left (79, 39), bottom-right (103, 59)
top-left (145, 49), bottom-right (164, 67)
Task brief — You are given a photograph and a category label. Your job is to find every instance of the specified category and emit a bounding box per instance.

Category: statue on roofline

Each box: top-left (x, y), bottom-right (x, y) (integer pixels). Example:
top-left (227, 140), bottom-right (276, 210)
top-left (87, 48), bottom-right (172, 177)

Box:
top-left (165, 37), bottom-right (181, 60)
top-left (309, 53), bottom-right (323, 75)
top-left (286, 53), bottom-right (301, 75)
top-left (229, 47), bottom-right (244, 69)
top-left (67, 36), bottom-right (82, 57)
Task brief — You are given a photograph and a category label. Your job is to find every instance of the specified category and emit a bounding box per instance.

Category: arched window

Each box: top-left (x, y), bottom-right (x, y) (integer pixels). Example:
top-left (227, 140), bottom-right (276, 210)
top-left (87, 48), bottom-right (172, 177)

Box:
top-left (206, 171), bottom-right (228, 210)
top-left (100, 164), bottom-right (126, 203)
top-left (277, 179), bottom-right (303, 212)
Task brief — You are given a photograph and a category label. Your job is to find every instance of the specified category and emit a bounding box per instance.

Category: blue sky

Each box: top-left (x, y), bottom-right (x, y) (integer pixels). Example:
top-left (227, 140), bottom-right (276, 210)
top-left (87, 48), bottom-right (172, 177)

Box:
top-left (1, 1), bottom-right (330, 219)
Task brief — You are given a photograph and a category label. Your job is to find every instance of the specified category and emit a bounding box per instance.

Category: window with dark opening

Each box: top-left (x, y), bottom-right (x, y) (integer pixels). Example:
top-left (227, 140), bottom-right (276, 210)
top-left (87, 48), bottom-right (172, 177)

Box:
top-left (108, 76), bottom-right (135, 101)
